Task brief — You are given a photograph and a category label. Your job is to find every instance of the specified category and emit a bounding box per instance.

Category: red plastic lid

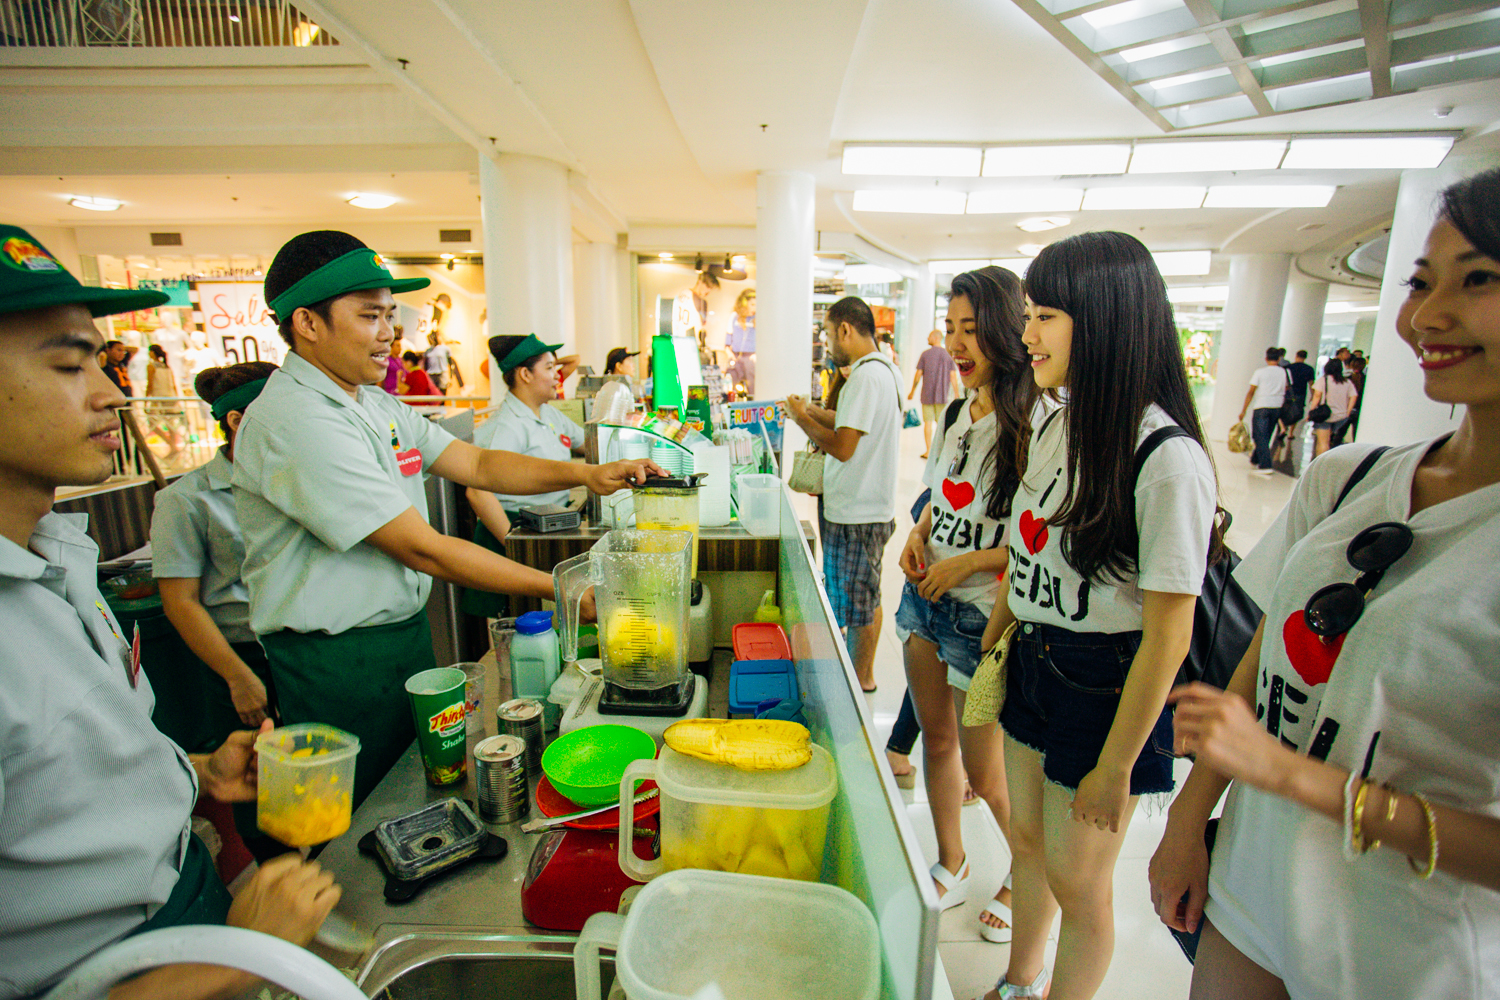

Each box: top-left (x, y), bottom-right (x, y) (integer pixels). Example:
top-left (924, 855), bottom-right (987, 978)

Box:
top-left (732, 622), bottom-right (792, 662)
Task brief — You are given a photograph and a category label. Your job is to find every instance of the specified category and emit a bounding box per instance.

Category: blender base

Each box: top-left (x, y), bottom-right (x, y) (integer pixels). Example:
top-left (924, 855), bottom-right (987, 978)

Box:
top-left (559, 666), bottom-right (709, 749)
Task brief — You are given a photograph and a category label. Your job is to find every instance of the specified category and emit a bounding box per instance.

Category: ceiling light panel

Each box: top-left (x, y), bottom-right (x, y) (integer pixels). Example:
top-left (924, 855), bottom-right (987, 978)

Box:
top-left (1204, 185), bottom-right (1336, 208)
top-left (347, 193), bottom-right (396, 209)
top-left (1281, 136), bottom-right (1453, 169)
top-left (1128, 139), bottom-right (1287, 173)
top-left (1152, 250), bottom-right (1211, 275)
top-left (69, 195), bottom-right (122, 211)
top-left (1081, 186), bottom-right (1205, 210)
top-left (967, 188), bottom-right (1084, 214)
top-left (1078, 0), bottom-right (1187, 31)
top-left (852, 189), bottom-right (967, 214)
top-left (1119, 34), bottom-right (1209, 64)
top-left (983, 144), bottom-right (1131, 177)
top-left (842, 146), bottom-right (981, 177)
top-left (1016, 216), bottom-right (1070, 232)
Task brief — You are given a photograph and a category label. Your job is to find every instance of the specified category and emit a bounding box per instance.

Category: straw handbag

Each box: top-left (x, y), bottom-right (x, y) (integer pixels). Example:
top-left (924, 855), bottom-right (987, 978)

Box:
top-left (963, 620), bottom-right (1018, 727)
top-left (787, 443), bottom-right (825, 495)
top-left (1227, 421), bottom-right (1252, 454)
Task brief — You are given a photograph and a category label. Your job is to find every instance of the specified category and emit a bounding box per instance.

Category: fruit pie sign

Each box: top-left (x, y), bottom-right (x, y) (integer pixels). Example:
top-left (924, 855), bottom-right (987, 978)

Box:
top-left (1005, 473), bottom-right (1091, 623)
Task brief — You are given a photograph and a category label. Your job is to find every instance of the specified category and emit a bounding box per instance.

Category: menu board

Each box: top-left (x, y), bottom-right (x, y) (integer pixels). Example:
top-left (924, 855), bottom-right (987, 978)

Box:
top-left (195, 282), bottom-right (286, 366)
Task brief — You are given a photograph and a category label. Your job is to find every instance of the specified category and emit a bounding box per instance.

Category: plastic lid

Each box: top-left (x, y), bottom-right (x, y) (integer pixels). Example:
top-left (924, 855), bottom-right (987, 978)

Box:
top-left (731, 622), bottom-right (791, 661)
top-left (515, 610), bottom-right (555, 635)
top-left (652, 743), bottom-right (836, 809)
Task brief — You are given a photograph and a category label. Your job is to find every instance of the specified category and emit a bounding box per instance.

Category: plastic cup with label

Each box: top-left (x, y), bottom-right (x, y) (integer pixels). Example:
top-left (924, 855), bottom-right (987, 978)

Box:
top-left (404, 666), bottom-right (468, 786)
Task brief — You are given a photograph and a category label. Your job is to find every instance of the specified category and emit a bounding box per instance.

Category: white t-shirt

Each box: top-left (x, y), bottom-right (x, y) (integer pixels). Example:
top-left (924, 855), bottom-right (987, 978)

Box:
top-left (1005, 404), bottom-right (1217, 632)
top-left (822, 351), bottom-right (902, 524)
top-left (1205, 440), bottom-right (1500, 997)
top-left (1249, 364), bottom-right (1289, 412)
top-left (1314, 375), bottom-right (1358, 422)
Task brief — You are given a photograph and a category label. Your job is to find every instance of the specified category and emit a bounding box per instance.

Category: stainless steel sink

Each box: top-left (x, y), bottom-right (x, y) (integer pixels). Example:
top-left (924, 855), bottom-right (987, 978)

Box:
top-left (357, 927), bottom-right (615, 1000)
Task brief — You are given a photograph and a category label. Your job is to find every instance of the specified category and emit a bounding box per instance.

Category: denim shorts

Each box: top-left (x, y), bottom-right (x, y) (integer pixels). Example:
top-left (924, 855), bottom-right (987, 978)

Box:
top-left (999, 621), bottom-right (1176, 795)
top-left (893, 583), bottom-right (989, 691)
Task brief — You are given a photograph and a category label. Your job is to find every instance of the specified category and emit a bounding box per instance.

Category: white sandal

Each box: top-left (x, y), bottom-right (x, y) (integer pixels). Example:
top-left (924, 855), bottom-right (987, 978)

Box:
top-left (978, 873), bottom-right (1013, 943)
top-left (994, 965), bottom-right (1049, 999)
top-left (930, 857), bottom-right (970, 912)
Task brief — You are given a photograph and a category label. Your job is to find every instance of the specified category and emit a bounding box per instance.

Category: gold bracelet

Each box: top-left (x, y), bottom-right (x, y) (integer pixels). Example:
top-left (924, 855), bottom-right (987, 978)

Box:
top-left (1382, 784), bottom-right (1399, 823)
top-left (1408, 792), bottom-right (1439, 879)
top-left (1352, 779), bottom-right (1376, 854)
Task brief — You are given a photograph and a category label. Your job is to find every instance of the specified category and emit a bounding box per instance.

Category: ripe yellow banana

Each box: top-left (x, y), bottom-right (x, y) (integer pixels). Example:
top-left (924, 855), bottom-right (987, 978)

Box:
top-left (663, 718), bottom-right (813, 770)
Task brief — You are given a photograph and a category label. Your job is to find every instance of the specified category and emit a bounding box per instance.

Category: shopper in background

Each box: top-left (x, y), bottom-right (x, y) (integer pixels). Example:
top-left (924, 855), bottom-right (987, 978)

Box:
top-left (98, 338), bottom-right (133, 396)
top-left (605, 346), bottom-right (639, 378)
top-left (897, 266), bottom-right (1042, 944)
top-left (1149, 165), bottom-right (1500, 1000)
top-left (1336, 353), bottom-right (1368, 444)
top-left (785, 296), bottom-right (902, 693)
top-left (727, 288), bottom-right (756, 396)
top-left (910, 328), bottom-right (962, 459)
top-left (144, 343), bottom-right (185, 456)
top-left (398, 350), bottom-right (439, 400)
top-left (980, 231), bottom-right (1219, 1000)
top-left (1238, 346), bottom-right (1290, 475)
top-left (424, 328), bottom-right (459, 393)
top-left (1309, 357), bottom-right (1359, 458)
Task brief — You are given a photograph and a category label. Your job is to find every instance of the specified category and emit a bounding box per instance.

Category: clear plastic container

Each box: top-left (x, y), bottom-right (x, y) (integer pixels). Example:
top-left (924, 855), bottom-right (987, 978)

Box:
top-left (734, 473), bottom-right (782, 537)
top-left (512, 611), bottom-right (562, 730)
top-left (256, 724), bottom-right (360, 846)
top-left (575, 869), bottom-right (880, 1000)
top-left (618, 744), bottom-right (836, 883)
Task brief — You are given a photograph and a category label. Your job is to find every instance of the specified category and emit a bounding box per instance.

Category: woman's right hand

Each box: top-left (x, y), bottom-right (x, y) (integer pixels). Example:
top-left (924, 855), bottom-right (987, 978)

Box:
top-left (227, 854), bottom-right (341, 947)
top-left (228, 672), bottom-right (271, 727)
top-left (898, 530), bottom-right (928, 582)
top-left (1148, 813), bottom-right (1212, 933)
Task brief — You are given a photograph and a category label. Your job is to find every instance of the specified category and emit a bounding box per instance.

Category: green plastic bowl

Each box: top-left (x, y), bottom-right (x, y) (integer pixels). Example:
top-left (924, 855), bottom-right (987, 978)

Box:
top-left (541, 724), bottom-right (657, 807)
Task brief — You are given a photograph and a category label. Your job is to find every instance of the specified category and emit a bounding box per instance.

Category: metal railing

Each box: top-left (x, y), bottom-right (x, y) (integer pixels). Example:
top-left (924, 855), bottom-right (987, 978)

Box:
top-left (1, 0), bottom-right (337, 48)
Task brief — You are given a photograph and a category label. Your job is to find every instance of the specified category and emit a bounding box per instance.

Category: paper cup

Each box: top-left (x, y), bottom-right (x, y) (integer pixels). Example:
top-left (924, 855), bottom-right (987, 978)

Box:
top-left (405, 666), bottom-right (468, 786)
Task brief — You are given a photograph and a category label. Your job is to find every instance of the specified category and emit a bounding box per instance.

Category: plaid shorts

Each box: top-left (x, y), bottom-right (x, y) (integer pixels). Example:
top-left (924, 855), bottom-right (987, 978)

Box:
top-left (818, 499), bottom-right (895, 629)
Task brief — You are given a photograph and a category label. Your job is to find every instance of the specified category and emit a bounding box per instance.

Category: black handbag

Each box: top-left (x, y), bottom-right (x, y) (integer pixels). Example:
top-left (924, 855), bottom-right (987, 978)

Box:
top-left (1307, 402), bottom-right (1332, 424)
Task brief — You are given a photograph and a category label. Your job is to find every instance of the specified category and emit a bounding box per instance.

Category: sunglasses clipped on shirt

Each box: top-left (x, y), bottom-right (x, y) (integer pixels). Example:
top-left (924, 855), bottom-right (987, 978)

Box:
top-left (1303, 521), bottom-right (1414, 641)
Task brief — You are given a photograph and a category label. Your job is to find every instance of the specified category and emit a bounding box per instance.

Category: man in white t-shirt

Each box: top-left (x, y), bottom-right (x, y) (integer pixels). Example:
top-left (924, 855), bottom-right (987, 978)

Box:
top-left (1238, 347), bottom-right (1289, 474)
top-left (785, 296), bottom-right (901, 691)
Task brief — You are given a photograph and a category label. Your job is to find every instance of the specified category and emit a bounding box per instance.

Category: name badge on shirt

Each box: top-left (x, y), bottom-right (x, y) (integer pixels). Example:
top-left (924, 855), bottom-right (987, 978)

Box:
top-left (390, 420), bottom-right (423, 476)
top-left (559, 433), bottom-right (572, 449)
top-left (130, 622), bottom-right (142, 688)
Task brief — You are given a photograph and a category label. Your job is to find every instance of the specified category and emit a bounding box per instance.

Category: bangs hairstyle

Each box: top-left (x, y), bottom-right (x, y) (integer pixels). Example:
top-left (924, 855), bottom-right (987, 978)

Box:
top-left (1439, 166), bottom-right (1500, 263)
top-left (949, 266), bottom-right (1037, 521)
top-left (264, 230), bottom-right (367, 348)
top-left (1024, 231), bottom-right (1223, 584)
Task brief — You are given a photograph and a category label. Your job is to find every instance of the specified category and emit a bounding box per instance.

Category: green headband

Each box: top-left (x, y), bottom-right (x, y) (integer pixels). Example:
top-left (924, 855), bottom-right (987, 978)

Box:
top-left (210, 378), bottom-right (269, 421)
top-left (498, 333), bottom-right (566, 373)
top-left (267, 248), bottom-right (429, 321)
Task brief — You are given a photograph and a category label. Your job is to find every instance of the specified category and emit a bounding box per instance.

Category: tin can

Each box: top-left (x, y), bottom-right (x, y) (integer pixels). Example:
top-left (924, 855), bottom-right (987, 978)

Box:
top-left (496, 698), bottom-right (545, 774)
top-left (474, 735), bottom-right (529, 823)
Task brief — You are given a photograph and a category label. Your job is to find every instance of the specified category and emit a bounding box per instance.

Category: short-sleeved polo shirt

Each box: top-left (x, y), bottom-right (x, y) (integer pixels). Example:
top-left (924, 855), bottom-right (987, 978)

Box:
top-left (472, 393), bottom-right (585, 510)
top-left (231, 351), bottom-right (459, 635)
top-left (0, 513), bottom-right (197, 999)
top-left (150, 448), bottom-right (254, 643)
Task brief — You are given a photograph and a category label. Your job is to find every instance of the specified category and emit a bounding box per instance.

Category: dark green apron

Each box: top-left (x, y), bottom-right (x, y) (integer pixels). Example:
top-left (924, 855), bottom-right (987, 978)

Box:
top-left (260, 612), bottom-right (436, 809)
top-left (128, 832), bottom-right (233, 936)
top-left (459, 519), bottom-right (510, 618)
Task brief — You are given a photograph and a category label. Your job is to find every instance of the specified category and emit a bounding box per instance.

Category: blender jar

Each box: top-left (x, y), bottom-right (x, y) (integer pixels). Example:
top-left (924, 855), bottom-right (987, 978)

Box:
top-left (256, 724), bottom-right (361, 846)
top-left (631, 475), bottom-right (705, 578)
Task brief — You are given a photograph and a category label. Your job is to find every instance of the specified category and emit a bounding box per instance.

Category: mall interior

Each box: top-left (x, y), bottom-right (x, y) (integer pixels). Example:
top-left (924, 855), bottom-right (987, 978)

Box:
top-left (2, 2), bottom-right (1498, 999)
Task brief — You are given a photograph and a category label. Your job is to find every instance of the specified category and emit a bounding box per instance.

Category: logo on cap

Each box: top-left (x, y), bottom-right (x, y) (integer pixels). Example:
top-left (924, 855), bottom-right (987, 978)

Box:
top-left (2, 236), bottom-right (60, 273)
top-left (371, 253), bottom-right (387, 269)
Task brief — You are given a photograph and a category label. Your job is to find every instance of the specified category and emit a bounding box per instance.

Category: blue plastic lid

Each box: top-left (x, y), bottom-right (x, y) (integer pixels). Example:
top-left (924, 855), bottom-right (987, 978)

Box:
top-left (515, 611), bottom-right (555, 636)
top-left (729, 670), bottom-right (796, 715)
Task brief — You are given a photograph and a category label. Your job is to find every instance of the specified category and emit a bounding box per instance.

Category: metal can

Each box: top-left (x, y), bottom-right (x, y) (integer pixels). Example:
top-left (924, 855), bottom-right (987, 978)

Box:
top-left (496, 698), bottom-right (545, 774)
top-left (474, 735), bottom-right (529, 824)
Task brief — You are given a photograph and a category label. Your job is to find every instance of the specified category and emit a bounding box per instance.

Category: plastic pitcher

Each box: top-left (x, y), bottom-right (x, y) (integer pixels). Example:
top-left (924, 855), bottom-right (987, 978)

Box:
top-left (553, 529), bottom-right (693, 696)
top-left (256, 724), bottom-right (360, 846)
top-left (574, 869), bottom-right (879, 1000)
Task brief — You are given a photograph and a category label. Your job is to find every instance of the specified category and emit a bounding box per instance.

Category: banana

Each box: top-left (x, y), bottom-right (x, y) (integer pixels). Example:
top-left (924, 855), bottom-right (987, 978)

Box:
top-left (663, 718), bottom-right (813, 770)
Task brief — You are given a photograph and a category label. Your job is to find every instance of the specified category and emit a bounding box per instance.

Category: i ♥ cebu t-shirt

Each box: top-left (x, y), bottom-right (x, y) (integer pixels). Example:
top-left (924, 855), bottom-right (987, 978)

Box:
top-left (920, 400), bottom-right (1005, 615)
top-left (1006, 404), bottom-right (1216, 633)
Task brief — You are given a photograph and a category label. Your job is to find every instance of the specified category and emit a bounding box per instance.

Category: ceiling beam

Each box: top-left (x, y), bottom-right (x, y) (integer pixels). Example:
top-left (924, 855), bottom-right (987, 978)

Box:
top-left (1182, 0), bottom-right (1275, 116)
top-left (1359, 0), bottom-right (1392, 98)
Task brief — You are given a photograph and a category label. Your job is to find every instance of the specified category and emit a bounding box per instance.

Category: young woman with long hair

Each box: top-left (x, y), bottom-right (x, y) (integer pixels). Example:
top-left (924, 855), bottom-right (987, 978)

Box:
top-left (979, 232), bottom-right (1221, 1000)
top-left (1149, 167), bottom-right (1500, 1000)
top-left (1309, 357), bottom-right (1359, 457)
top-left (896, 266), bottom-right (1041, 941)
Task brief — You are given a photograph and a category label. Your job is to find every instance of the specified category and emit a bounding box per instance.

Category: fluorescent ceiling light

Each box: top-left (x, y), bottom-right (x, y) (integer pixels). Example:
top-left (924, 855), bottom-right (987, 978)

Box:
top-left (983, 144), bottom-right (1130, 177)
top-left (1204, 185), bottom-right (1335, 208)
top-left (967, 188), bottom-right (1084, 214)
top-left (1079, 0), bottom-right (1185, 30)
top-left (842, 146), bottom-right (981, 177)
top-left (1017, 243), bottom-right (1046, 257)
top-left (852, 189), bottom-right (967, 214)
top-left (1017, 216), bottom-right (1070, 232)
top-left (1167, 285), bottom-right (1229, 303)
top-left (1149, 66), bottom-right (1233, 90)
top-left (1120, 35), bottom-right (1208, 63)
top-left (929, 259), bottom-right (993, 275)
top-left (69, 195), bottom-right (121, 212)
top-left (1081, 186), bottom-right (1205, 210)
top-left (1281, 136), bottom-right (1453, 170)
top-left (347, 193), bottom-right (397, 210)
top-left (657, 253), bottom-right (674, 259)
top-left (1152, 250), bottom-right (1211, 275)
top-left (1129, 139), bottom-right (1286, 174)
top-left (845, 264), bottom-right (903, 285)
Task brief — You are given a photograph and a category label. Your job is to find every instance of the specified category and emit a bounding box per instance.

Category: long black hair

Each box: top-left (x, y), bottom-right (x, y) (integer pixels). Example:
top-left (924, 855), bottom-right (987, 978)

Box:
top-left (1323, 357), bottom-right (1347, 384)
top-left (1024, 231), bottom-right (1223, 584)
top-left (948, 266), bottom-right (1036, 521)
top-left (1439, 166), bottom-right (1500, 261)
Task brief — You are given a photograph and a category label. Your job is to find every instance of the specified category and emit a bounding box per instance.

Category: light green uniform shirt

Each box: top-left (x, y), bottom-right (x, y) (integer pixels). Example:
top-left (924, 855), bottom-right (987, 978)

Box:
top-left (150, 448), bottom-right (255, 643)
top-left (232, 351), bottom-right (458, 635)
top-left (473, 393), bottom-right (585, 510)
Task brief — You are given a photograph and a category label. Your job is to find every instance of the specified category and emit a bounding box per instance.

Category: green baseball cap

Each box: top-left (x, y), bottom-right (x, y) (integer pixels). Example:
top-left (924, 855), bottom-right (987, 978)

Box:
top-left (267, 246), bottom-right (429, 321)
top-left (0, 224), bottom-right (169, 317)
top-left (492, 332), bottom-right (565, 373)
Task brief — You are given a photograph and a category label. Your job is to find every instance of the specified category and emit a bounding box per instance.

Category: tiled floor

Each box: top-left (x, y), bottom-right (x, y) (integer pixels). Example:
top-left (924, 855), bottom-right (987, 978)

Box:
top-left (794, 418), bottom-right (1299, 1000)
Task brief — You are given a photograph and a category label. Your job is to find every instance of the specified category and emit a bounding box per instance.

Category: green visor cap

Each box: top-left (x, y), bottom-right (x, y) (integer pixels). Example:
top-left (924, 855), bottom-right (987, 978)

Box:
top-left (0, 224), bottom-right (169, 318)
top-left (498, 333), bottom-right (565, 373)
top-left (268, 247), bottom-right (429, 321)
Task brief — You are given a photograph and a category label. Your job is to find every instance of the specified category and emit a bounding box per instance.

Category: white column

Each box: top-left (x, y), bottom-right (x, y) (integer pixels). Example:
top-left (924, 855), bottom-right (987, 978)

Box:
top-left (1359, 152), bottom-right (1498, 446)
top-left (904, 269), bottom-right (935, 391)
top-left (1209, 253), bottom-right (1291, 438)
top-left (573, 241), bottom-right (623, 376)
top-left (1277, 278), bottom-right (1328, 362)
top-left (479, 152), bottom-right (574, 406)
top-left (756, 171), bottom-right (816, 457)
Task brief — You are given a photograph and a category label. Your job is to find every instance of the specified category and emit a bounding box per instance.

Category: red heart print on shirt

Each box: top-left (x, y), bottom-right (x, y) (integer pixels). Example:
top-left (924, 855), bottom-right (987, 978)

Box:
top-left (1281, 611), bottom-right (1345, 688)
top-left (1018, 510), bottom-right (1049, 555)
top-left (941, 478), bottom-right (975, 511)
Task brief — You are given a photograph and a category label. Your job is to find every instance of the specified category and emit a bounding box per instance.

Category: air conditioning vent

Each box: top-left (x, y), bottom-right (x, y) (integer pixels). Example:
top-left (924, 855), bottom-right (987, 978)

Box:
top-left (150, 232), bottom-right (183, 246)
top-left (439, 229), bottom-right (472, 243)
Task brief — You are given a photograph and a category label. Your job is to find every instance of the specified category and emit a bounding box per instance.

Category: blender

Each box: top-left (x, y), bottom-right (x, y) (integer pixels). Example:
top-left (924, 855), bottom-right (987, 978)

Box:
top-left (553, 529), bottom-right (708, 743)
top-left (631, 474), bottom-right (713, 669)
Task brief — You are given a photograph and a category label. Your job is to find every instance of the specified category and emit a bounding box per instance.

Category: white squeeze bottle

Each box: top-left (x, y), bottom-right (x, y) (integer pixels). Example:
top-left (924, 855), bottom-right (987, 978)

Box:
top-left (511, 611), bottom-right (562, 730)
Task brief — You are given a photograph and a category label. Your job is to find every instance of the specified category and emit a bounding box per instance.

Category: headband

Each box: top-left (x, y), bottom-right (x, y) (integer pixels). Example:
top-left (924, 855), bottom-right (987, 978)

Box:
top-left (210, 378), bottom-right (269, 421)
